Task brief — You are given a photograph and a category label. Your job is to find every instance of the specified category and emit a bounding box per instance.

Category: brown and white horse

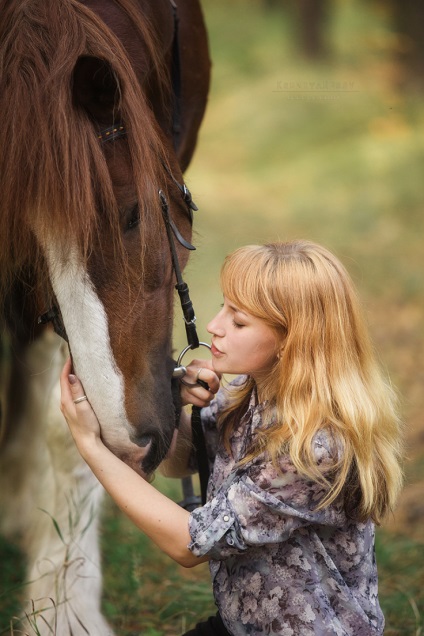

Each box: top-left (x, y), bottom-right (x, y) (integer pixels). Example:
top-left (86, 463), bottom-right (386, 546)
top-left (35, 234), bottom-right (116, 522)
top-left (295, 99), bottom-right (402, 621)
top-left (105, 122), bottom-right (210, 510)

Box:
top-left (0, 0), bottom-right (210, 633)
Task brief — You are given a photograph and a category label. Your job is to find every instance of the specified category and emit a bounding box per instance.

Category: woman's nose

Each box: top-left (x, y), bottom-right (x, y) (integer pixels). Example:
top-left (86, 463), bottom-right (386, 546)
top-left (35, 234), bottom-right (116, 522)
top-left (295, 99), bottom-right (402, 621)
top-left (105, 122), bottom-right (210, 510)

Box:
top-left (207, 311), bottom-right (225, 337)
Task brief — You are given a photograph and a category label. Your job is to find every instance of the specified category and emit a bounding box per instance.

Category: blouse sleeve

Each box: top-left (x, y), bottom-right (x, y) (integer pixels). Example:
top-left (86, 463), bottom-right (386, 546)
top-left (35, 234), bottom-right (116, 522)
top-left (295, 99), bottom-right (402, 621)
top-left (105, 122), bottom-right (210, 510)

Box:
top-left (188, 431), bottom-right (345, 559)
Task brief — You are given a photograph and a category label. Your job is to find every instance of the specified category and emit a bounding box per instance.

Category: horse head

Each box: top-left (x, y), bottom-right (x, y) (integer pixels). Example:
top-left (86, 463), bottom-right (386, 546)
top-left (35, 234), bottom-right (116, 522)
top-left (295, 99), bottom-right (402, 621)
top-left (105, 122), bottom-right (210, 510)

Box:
top-left (0, 0), bottom-right (210, 477)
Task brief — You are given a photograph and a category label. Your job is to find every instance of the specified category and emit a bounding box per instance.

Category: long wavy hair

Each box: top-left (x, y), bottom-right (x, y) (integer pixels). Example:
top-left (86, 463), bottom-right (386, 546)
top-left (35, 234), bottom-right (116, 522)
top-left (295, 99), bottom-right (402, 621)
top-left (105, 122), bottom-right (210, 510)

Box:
top-left (219, 240), bottom-right (403, 524)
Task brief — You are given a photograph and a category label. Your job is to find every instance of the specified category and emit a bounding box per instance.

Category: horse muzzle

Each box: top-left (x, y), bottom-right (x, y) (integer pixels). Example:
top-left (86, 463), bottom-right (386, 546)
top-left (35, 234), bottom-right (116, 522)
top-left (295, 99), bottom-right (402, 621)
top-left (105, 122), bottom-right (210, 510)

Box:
top-left (130, 423), bottom-right (175, 476)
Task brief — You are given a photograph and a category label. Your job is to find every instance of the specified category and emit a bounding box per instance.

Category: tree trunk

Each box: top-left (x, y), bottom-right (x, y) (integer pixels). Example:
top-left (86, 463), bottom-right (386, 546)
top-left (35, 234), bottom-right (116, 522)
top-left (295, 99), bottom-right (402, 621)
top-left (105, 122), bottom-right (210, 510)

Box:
top-left (391, 0), bottom-right (424, 89)
top-left (296, 0), bottom-right (329, 59)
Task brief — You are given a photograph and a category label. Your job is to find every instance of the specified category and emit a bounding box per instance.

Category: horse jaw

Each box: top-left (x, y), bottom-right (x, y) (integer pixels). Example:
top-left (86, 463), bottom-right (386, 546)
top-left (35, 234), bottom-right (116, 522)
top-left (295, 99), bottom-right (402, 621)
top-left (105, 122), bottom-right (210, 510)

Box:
top-left (42, 243), bottom-right (152, 476)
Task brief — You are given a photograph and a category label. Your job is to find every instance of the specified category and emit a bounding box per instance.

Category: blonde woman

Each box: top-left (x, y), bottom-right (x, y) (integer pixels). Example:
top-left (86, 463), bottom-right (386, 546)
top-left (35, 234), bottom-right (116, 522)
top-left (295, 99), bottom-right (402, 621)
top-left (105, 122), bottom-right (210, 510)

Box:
top-left (60, 240), bottom-right (403, 636)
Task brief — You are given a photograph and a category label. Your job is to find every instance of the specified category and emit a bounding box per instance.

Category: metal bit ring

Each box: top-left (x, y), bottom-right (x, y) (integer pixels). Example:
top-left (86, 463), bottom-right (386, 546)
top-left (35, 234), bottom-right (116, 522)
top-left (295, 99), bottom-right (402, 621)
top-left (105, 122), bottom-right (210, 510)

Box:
top-left (173, 342), bottom-right (211, 387)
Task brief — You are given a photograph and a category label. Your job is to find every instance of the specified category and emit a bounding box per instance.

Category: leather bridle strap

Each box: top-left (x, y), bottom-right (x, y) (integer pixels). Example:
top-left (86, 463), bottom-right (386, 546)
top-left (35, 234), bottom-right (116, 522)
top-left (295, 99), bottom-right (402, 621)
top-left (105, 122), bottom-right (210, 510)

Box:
top-left (160, 189), bottom-right (199, 349)
top-left (191, 404), bottom-right (210, 505)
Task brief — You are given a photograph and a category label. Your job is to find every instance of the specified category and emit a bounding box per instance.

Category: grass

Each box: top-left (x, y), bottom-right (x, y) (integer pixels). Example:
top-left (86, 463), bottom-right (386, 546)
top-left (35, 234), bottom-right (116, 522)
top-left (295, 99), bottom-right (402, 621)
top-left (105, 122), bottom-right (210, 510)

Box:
top-left (377, 531), bottom-right (424, 635)
top-left (1, 0), bottom-right (424, 633)
top-left (0, 538), bottom-right (25, 631)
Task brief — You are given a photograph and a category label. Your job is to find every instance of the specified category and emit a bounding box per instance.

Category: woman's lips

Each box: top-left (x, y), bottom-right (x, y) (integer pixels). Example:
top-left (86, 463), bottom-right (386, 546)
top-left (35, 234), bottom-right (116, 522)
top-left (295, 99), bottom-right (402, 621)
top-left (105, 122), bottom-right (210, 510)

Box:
top-left (211, 343), bottom-right (224, 357)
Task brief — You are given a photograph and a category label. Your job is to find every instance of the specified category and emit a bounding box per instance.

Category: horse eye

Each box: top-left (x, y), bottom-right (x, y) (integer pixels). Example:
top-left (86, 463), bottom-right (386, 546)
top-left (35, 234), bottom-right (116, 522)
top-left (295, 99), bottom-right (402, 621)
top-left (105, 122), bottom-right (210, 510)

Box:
top-left (125, 204), bottom-right (140, 232)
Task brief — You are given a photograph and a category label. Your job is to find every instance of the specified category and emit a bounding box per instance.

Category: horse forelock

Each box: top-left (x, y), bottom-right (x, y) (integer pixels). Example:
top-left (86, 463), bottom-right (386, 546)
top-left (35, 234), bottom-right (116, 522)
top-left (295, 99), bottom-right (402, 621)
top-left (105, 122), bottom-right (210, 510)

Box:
top-left (0, 0), bottom-right (170, 298)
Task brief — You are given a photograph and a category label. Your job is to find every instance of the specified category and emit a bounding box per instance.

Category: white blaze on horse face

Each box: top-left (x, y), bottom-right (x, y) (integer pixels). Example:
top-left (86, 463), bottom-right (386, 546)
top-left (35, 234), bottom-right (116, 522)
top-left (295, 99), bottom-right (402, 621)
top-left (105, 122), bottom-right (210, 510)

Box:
top-left (44, 244), bottom-right (147, 466)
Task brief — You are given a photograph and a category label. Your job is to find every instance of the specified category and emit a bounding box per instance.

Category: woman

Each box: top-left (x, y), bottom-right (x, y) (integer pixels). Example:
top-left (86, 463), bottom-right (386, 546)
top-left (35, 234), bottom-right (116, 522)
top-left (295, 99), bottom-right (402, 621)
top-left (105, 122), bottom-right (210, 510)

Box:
top-left (60, 240), bottom-right (403, 635)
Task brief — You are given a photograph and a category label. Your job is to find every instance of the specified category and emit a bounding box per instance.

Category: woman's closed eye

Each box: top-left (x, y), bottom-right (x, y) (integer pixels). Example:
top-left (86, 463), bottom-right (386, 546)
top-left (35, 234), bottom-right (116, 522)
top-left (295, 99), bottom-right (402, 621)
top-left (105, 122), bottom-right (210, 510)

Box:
top-left (232, 319), bottom-right (244, 329)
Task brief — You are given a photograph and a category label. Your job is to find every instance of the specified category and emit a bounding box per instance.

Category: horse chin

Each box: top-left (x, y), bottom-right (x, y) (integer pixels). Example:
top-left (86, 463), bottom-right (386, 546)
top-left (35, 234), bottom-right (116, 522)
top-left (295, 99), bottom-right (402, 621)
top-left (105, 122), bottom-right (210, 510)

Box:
top-left (141, 426), bottom-right (176, 476)
top-left (131, 379), bottom-right (181, 476)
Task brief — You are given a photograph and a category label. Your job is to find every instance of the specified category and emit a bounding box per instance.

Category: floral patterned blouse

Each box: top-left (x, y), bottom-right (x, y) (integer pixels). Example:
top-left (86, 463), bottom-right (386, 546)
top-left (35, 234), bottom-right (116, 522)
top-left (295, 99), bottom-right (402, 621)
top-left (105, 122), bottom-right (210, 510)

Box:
top-left (187, 378), bottom-right (384, 636)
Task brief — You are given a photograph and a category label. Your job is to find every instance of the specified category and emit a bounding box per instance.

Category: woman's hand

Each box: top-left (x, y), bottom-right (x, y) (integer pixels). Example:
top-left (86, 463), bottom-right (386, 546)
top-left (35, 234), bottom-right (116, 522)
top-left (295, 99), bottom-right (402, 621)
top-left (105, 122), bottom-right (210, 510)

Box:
top-left (59, 363), bottom-right (202, 568)
top-left (180, 358), bottom-right (220, 408)
top-left (60, 357), bottom-right (103, 458)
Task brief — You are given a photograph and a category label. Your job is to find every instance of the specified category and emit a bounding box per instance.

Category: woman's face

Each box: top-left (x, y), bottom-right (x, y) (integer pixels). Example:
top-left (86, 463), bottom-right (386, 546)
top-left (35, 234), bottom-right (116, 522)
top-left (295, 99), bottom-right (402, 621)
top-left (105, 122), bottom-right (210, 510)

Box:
top-left (207, 297), bottom-right (279, 380)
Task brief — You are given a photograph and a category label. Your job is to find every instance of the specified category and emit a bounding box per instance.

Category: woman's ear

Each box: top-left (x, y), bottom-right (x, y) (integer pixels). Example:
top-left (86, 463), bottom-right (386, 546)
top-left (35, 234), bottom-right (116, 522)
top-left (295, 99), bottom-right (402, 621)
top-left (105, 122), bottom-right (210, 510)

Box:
top-left (276, 335), bottom-right (287, 360)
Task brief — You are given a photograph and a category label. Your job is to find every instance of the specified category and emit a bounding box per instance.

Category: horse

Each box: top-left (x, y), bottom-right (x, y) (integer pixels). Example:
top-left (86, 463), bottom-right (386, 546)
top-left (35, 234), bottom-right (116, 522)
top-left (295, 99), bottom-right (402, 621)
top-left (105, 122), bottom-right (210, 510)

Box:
top-left (0, 0), bottom-right (210, 633)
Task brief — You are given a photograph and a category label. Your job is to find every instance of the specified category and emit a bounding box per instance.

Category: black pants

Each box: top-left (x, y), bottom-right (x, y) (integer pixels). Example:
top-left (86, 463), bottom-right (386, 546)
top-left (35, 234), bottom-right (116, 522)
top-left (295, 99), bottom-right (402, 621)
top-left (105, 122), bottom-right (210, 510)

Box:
top-left (182, 613), bottom-right (232, 636)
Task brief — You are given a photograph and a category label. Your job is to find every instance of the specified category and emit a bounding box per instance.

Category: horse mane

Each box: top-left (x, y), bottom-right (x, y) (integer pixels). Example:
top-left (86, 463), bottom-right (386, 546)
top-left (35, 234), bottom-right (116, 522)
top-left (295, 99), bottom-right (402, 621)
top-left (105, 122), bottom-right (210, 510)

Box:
top-left (0, 0), bottom-right (172, 297)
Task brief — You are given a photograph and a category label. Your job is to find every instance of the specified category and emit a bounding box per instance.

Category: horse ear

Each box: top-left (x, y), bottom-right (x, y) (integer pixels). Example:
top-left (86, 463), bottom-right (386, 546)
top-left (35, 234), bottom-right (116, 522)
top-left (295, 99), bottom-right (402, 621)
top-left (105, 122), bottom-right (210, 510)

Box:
top-left (72, 56), bottom-right (120, 123)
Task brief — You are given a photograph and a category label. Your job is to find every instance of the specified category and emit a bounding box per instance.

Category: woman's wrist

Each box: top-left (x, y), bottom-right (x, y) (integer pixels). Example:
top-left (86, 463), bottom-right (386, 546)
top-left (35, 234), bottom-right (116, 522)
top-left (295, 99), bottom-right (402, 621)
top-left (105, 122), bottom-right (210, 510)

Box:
top-left (72, 431), bottom-right (105, 462)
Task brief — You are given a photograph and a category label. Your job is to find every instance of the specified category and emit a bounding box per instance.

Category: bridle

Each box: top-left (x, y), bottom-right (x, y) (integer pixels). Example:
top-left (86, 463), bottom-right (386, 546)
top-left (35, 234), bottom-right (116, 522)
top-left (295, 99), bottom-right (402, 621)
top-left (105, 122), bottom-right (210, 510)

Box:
top-left (39, 136), bottom-right (206, 371)
top-left (37, 138), bottom-right (209, 503)
top-left (39, 0), bottom-right (210, 509)
top-left (39, 0), bottom-right (204, 368)
top-left (38, 143), bottom-right (210, 509)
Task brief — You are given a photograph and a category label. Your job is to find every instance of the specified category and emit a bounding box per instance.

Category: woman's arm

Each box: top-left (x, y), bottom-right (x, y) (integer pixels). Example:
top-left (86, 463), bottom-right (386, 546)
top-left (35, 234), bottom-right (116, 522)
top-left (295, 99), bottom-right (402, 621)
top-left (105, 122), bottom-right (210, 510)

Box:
top-left (59, 359), bottom-right (209, 568)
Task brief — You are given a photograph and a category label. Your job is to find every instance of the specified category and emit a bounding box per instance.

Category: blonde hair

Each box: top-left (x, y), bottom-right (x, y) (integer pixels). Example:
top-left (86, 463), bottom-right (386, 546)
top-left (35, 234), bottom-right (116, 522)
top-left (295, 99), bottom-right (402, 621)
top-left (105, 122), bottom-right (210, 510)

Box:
top-left (219, 240), bottom-right (403, 524)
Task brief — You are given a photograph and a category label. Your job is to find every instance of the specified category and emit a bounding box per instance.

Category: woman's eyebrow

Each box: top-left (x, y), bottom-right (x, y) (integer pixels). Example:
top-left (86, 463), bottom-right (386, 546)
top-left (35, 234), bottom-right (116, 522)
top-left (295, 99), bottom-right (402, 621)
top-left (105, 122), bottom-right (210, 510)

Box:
top-left (228, 303), bottom-right (248, 317)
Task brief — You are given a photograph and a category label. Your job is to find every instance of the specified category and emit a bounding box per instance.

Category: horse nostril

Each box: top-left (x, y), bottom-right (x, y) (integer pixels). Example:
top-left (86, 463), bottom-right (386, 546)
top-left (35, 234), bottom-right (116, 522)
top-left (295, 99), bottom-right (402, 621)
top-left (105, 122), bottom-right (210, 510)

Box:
top-left (132, 427), bottom-right (174, 475)
top-left (141, 437), bottom-right (159, 475)
top-left (136, 435), bottom-right (153, 448)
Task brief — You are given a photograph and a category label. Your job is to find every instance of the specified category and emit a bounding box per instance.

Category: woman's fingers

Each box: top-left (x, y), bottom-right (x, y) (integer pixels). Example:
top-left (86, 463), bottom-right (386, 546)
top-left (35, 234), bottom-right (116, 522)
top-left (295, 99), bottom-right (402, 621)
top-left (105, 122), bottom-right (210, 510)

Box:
top-left (180, 358), bottom-right (221, 407)
top-left (59, 359), bottom-right (102, 451)
top-left (68, 373), bottom-right (89, 404)
top-left (185, 359), bottom-right (220, 388)
top-left (59, 358), bottom-right (88, 415)
top-left (195, 367), bottom-right (220, 393)
top-left (59, 357), bottom-right (75, 417)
